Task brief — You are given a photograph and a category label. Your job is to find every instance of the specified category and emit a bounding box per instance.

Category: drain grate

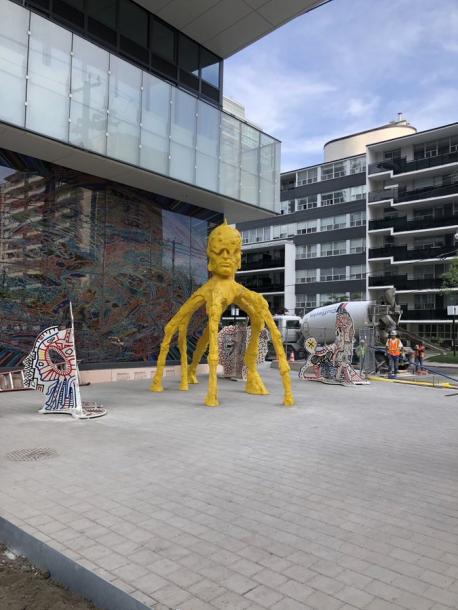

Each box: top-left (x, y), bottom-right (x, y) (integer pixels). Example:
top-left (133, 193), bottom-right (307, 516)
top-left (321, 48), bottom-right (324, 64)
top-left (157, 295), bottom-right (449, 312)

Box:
top-left (6, 448), bottom-right (58, 462)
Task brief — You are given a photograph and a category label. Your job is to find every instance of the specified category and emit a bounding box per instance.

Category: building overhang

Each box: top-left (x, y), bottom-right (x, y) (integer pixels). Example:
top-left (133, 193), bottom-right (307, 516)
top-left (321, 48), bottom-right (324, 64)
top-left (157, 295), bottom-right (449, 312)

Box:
top-left (135, 0), bottom-right (329, 57)
top-left (0, 122), bottom-right (276, 223)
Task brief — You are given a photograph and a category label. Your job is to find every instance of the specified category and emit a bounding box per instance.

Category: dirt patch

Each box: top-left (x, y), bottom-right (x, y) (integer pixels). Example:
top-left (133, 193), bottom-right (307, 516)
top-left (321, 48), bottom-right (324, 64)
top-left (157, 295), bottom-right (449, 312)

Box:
top-left (0, 544), bottom-right (100, 610)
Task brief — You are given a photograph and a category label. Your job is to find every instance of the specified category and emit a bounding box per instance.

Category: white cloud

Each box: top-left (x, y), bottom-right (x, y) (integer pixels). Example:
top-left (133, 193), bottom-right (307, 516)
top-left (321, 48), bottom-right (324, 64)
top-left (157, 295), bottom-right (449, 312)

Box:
top-left (224, 0), bottom-right (458, 170)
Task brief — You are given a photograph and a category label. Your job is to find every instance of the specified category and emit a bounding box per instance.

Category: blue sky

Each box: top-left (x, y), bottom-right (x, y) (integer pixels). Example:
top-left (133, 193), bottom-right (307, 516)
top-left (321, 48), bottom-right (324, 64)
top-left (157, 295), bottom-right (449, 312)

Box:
top-left (224, 0), bottom-right (458, 171)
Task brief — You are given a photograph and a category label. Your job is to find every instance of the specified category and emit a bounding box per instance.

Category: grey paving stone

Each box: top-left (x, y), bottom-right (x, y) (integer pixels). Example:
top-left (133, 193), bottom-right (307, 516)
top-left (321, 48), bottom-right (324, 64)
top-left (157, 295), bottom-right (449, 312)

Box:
top-left (2, 371), bottom-right (458, 610)
top-left (244, 584), bottom-right (284, 608)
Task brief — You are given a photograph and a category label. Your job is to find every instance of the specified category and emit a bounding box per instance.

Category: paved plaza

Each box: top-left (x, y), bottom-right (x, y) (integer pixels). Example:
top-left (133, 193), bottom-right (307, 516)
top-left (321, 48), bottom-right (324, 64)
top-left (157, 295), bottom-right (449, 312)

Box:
top-left (1, 367), bottom-right (458, 610)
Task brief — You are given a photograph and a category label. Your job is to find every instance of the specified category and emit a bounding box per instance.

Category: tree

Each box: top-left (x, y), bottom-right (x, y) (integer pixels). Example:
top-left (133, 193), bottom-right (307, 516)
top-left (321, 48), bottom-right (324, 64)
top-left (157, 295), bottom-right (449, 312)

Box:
top-left (441, 257), bottom-right (458, 290)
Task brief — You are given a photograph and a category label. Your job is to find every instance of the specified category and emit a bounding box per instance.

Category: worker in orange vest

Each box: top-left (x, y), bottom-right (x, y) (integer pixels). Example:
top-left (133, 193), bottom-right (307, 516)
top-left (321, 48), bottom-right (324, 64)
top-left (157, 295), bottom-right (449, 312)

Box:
top-left (386, 330), bottom-right (403, 377)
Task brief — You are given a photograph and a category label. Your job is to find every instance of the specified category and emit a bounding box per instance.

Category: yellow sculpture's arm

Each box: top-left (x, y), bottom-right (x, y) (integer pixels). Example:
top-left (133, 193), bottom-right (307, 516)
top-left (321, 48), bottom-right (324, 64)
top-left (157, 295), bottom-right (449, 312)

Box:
top-left (151, 292), bottom-right (205, 392)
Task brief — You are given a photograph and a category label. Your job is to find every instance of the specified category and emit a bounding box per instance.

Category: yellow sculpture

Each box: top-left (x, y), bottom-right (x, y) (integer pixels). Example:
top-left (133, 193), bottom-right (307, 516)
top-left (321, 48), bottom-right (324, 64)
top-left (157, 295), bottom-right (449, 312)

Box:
top-left (151, 222), bottom-right (295, 407)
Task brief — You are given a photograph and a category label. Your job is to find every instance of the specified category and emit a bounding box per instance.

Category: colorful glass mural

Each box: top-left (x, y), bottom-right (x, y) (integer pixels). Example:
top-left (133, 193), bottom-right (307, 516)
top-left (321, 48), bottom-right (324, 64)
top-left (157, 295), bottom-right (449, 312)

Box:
top-left (0, 148), bottom-right (222, 366)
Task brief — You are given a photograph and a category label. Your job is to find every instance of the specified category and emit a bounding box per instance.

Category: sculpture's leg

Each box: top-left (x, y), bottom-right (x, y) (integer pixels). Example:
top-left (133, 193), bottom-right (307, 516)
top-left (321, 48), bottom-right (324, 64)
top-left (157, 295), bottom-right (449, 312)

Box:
top-left (205, 298), bottom-right (223, 407)
top-left (235, 296), bottom-right (268, 395)
top-left (151, 294), bottom-right (204, 393)
top-left (189, 325), bottom-right (209, 384)
top-left (178, 319), bottom-right (190, 391)
top-left (262, 301), bottom-right (295, 407)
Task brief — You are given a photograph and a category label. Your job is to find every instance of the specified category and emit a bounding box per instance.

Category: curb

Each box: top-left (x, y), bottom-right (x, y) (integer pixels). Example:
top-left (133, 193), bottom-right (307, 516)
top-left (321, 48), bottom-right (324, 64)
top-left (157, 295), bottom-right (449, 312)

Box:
top-left (0, 516), bottom-right (151, 610)
top-left (367, 376), bottom-right (457, 389)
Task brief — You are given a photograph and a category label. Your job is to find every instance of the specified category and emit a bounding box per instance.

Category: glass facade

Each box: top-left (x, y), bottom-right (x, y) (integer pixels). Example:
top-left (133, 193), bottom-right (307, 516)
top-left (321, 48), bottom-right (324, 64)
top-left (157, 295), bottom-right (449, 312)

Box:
top-left (11, 0), bottom-right (222, 105)
top-left (0, 148), bottom-right (222, 367)
top-left (0, 0), bottom-right (280, 211)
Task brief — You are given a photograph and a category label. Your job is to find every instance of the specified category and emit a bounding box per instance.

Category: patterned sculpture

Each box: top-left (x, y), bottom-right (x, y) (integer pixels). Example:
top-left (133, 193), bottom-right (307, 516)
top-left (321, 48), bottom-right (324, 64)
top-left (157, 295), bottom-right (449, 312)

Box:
top-left (23, 303), bottom-right (106, 418)
top-left (151, 222), bottom-right (294, 406)
top-left (23, 325), bottom-right (83, 414)
top-left (299, 303), bottom-right (368, 385)
top-left (218, 324), bottom-right (269, 379)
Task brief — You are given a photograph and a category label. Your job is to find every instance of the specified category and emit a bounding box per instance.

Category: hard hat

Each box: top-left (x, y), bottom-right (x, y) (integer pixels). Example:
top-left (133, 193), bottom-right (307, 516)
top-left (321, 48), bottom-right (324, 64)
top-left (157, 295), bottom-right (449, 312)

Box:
top-left (390, 330), bottom-right (397, 335)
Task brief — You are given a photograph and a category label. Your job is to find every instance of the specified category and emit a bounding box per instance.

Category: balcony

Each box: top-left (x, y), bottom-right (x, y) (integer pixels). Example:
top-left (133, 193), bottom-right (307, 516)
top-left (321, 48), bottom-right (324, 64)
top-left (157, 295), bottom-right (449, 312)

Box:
top-left (240, 253), bottom-right (285, 271)
top-left (0, 1), bottom-right (279, 212)
top-left (369, 181), bottom-right (458, 204)
top-left (400, 307), bottom-right (449, 320)
top-left (368, 245), bottom-right (456, 261)
top-left (239, 281), bottom-right (284, 293)
top-left (369, 275), bottom-right (444, 290)
top-left (369, 213), bottom-right (458, 233)
top-left (369, 150), bottom-right (458, 175)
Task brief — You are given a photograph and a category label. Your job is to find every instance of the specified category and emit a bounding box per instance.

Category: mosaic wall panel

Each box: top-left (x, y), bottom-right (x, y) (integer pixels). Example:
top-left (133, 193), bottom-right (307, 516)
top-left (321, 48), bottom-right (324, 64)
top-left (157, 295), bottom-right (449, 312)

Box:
top-left (0, 148), bottom-right (221, 366)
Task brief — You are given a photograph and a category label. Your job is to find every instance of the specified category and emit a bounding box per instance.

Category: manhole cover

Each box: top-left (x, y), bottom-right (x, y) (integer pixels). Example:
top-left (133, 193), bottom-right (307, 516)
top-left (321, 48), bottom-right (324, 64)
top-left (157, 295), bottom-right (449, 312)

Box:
top-left (6, 448), bottom-right (58, 462)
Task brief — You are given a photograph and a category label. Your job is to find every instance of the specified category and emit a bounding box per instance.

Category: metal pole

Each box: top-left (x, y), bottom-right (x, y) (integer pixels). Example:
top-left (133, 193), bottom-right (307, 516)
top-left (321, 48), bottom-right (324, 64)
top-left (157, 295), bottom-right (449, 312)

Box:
top-left (452, 314), bottom-right (456, 357)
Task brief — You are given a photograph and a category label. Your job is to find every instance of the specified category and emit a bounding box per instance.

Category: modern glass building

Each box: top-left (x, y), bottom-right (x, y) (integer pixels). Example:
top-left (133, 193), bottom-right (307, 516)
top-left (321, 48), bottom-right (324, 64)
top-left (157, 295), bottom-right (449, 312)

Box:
top-left (0, 0), bottom-right (327, 368)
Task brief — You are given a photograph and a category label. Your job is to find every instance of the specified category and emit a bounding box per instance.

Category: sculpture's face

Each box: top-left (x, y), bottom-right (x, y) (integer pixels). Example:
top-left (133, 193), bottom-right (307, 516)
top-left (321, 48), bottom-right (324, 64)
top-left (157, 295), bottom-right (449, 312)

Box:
top-left (207, 223), bottom-right (242, 278)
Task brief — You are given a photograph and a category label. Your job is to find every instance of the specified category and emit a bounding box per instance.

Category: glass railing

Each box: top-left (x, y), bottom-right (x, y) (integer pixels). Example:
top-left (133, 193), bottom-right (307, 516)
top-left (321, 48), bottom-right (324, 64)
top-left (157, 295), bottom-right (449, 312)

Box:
top-left (369, 150), bottom-right (458, 175)
top-left (0, 0), bottom-right (280, 210)
top-left (369, 182), bottom-right (458, 204)
top-left (239, 257), bottom-right (285, 270)
top-left (400, 307), bottom-right (448, 320)
top-left (368, 246), bottom-right (456, 261)
top-left (369, 276), bottom-right (443, 289)
top-left (239, 281), bottom-right (285, 292)
top-left (369, 214), bottom-right (458, 232)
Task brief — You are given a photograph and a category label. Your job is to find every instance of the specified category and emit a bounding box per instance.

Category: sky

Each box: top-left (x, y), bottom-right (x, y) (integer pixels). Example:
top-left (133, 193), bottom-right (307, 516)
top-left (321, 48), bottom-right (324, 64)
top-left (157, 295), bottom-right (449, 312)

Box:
top-left (224, 0), bottom-right (458, 172)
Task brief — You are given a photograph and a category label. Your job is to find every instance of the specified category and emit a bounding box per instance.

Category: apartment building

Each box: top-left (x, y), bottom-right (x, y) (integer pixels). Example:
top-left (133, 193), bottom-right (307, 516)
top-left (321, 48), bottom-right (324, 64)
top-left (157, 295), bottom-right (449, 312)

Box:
top-left (367, 122), bottom-right (458, 345)
top-left (0, 0), bottom-right (328, 367)
top-left (238, 118), bottom-right (416, 315)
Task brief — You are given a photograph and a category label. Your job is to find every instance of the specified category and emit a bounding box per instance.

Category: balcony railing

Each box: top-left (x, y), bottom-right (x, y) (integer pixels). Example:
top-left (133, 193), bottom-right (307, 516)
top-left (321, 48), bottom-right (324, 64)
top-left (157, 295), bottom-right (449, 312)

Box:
top-left (369, 181), bottom-right (458, 204)
top-left (368, 246), bottom-right (456, 261)
top-left (369, 150), bottom-right (458, 175)
top-left (369, 275), bottom-right (444, 290)
top-left (400, 307), bottom-right (449, 320)
top-left (240, 282), bottom-right (284, 293)
top-left (240, 256), bottom-right (285, 270)
top-left (369, 213), bottom-right (458, 232)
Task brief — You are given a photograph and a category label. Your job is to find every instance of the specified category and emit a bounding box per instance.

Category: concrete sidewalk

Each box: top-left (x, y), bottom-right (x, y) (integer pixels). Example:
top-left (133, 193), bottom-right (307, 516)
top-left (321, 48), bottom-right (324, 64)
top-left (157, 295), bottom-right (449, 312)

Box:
top-left (1, 369), bottom-right (458, 610)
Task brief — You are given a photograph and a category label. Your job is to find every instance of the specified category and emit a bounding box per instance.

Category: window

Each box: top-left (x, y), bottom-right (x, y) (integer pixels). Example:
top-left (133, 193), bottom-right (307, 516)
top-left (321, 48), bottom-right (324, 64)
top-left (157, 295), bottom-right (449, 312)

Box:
top-left (349, 185), bottom-right (366, 200)
top-left (297, 167), bottom-right (318, 185)
top-left (296, 269), bottom-right (318, 284)
top-left (350, 264), bottom-right (366, 279)
top-left (321, 161), bottom-right (346, 181)
top-left (179, 35), bottom-right (199, 76)
top-left (318, 293), bottom-right (348, 306)
top-left (320, 217), bottom-right (334, 232)
top-left (281, 175), bottom-right (296, 190)
top-left (242, 226), bottom-right (272, 243)
top-left (296, 220), bottom-right (317, 234)
top-left (322, 190), bottom-right (346, 206)
top-left (296, 295), bottom-right (317, 310)
top-left (321, 240), bottom-right (347, 256)
top-left (333, 214), bottom-right (347, 229)
top-left (273, 223), bottom-right (295, 239)
top-left (201, 49), bottom-right (220, 88)
top-left (296, 195), bottom-right (317, 210)
top-left (350, 211), bottom-right (366, 227)
top-left (280, 200), bottom-right (295, 214)
top-left (415, 294), bottom-right (435, 310)
top-left (322, 267), bottom-right (346, 281)
top-left (119, 0), bottom-right (148, 50)
top-left (350, 156), bottom-right (365, 174)
top-left (383, 148), bottom-right (401, 161)
top-left (87, 0), bottom-right (117, 46)
top-left (414, 236), bottom-right (444, 250)
top-left (350, 237), bottom-right (366, 253)
top-left (296, 244), bottom-right (317, 259)
top-left (151, 19), bottom-right (176, 64)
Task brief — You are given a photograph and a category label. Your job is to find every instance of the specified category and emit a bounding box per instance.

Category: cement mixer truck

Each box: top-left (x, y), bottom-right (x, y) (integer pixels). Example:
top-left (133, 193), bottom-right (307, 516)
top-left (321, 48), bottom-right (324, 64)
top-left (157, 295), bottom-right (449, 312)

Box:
top-left (271, 289), bottom-right (402, 362)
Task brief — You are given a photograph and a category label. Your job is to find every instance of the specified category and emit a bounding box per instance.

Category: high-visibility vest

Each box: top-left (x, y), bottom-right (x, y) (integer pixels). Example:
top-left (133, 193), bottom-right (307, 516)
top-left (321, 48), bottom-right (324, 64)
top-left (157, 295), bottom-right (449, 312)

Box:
top-left (387, 338), bottom-right (401, 356)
